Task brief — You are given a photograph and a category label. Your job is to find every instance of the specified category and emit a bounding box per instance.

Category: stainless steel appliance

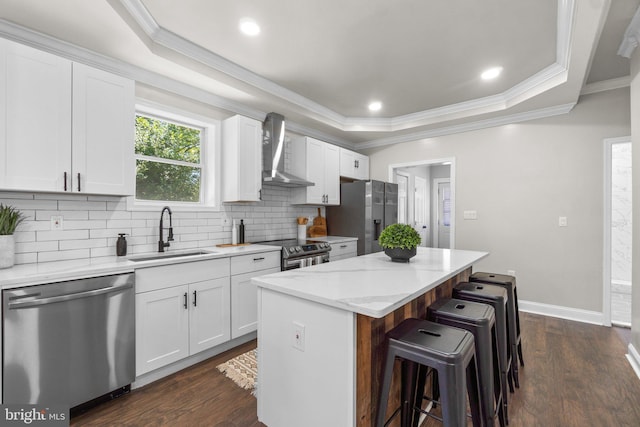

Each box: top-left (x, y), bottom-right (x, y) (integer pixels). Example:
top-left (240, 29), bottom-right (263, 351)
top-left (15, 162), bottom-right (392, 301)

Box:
top-left (262, 112), bottom-right (314, 187)
top-left (2, 273), bottom-right (135, 408)
top-left (326, 180), bottom-right (398, 255)
top-left (256, 238), bottom-right (331, 270)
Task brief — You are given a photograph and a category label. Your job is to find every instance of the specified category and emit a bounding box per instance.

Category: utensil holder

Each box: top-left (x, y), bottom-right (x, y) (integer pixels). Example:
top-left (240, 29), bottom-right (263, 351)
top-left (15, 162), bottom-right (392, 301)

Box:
top-left (298, 225), bottom-right (306, 240)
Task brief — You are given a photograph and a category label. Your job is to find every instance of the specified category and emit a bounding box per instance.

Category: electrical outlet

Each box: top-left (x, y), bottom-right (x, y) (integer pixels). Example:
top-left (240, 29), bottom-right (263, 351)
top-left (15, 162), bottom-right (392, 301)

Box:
top-left (50, 215), bottom-right (63, 230)
top-left (221, 216), bottom-right (231, 227)
top-left (292, 321), bottom-right (305, 351)
top-left (559, 216), bottom-right (568, 227)
top-left (463, 210), bottom-right (478, 220)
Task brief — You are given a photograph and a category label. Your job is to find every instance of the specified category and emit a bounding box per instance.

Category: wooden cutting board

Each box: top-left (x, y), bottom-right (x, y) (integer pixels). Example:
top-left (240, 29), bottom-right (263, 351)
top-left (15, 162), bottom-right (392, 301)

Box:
top-left (308, 207), bottom-right (327, 237)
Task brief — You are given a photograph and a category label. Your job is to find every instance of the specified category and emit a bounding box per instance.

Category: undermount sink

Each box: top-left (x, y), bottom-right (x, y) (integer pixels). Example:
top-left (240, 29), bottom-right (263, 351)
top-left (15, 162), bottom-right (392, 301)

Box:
top-left (128, 250), bottom-right (217, 262)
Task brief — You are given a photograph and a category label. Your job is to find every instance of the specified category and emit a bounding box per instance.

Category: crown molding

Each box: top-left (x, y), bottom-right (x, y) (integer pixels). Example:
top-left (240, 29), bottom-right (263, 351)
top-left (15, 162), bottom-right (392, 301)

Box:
top-left (618, 5), bottom-right (640, 58)
top-left (581, 76), bottom-right (631, 95)
top-left (118, 0), bottom-right (576, 133)
top-left (356, 103), bottom-right (576, 150)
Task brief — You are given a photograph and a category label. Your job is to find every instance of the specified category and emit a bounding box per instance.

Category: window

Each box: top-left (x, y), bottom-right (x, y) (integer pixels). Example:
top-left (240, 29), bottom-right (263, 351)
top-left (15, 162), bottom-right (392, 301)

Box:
top-left (133, 104), bottom-right (218, 209)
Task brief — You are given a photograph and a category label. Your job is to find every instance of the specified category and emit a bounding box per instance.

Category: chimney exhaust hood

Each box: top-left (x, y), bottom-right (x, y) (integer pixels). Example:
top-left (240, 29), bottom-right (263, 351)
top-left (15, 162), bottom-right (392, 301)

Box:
top-left (262, 112), bottom-right (315, 187)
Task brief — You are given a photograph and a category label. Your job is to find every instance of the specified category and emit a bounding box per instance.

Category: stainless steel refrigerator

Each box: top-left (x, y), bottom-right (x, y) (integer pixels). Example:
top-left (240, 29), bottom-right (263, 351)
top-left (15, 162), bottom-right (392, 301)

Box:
top-left (326, 180), bottom-right (398, 255)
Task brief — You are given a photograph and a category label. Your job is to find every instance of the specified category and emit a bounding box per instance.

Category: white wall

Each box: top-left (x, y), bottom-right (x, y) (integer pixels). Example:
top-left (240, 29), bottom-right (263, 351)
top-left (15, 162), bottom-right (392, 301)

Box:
top-left (365, 88), bottom-right (630, 315)
top-left (630, 47), bottom-right (640, 356)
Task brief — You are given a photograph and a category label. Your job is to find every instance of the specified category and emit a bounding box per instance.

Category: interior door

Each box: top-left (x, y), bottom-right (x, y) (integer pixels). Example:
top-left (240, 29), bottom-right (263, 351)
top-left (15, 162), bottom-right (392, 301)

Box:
top-left (436, 181), bottom-right (451, 249)
top-left (414, 176), bottom-right (428, 246)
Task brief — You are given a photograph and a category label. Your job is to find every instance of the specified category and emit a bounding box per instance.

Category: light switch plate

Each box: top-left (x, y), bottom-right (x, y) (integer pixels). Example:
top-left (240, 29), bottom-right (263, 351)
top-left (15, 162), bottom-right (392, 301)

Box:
top-left (292, 321), bottom-right (305, 351)
top-left (559, 216), bottom-right (568, 227)
top-left (463, 210), bottom-right (478, 220)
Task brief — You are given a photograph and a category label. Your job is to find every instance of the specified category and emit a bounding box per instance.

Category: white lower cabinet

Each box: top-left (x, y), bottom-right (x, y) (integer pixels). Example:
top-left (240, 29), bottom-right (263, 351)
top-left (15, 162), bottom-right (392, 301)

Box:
top-left (230, 251), bottom-right (280, 339)
top-left (135, 259), bottom-right (230, 376)
top-left (330, 241), bottom-right (358, 261)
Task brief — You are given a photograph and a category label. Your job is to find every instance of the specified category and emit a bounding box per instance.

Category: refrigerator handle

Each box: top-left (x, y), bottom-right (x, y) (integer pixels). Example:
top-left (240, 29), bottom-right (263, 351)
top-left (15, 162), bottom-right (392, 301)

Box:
top-left (374, 219), bottom-right (382, 240)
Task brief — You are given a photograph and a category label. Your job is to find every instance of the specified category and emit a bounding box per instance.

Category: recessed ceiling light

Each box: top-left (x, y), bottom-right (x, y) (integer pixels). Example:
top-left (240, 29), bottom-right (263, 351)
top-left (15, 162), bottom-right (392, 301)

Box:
top-left (368, 101), bottom-right (382, 111)
top-left (239, 18), bottom-right (260, 36)
top-left (481, 66), bottom-right (503, 80)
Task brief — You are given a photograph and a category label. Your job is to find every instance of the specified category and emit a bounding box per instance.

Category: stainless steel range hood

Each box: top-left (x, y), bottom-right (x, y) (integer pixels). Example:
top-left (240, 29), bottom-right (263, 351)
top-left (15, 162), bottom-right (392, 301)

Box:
top-left (262, 112), bottom-right (314, 187)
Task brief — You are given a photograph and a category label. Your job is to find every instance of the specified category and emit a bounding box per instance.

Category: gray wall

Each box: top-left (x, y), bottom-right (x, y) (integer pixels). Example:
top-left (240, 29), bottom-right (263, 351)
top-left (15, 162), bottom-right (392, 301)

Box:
top-left (365, 88), bottom-right (630, 314)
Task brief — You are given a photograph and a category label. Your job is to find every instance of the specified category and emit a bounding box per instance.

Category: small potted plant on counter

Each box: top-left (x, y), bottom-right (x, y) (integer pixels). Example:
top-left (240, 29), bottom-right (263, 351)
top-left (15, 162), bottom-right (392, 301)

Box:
top-left (0, 204), bottom-right (26, 269)
top-left (379, 223), bottom-right (421, 263)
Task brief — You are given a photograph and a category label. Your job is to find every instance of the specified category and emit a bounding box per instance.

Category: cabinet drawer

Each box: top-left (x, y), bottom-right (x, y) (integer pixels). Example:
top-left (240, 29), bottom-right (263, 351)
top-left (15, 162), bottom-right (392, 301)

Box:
top-left (330, 241), bottom-right (357, 260)
top-left (136, 258), bottom-right (230, 293)
top-left (231, 250), bottom-right (281, 275)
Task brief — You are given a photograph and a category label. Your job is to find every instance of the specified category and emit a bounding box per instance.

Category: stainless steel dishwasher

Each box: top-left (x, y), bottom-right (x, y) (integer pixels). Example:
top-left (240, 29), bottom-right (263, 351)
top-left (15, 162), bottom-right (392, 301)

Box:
top-left (2, 273), bottom-right (135, 408)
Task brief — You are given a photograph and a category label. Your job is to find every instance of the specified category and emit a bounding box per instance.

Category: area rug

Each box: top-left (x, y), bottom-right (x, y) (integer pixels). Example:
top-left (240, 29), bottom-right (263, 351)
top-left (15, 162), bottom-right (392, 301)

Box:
top-left (217, 348), bottom-right (257, 392)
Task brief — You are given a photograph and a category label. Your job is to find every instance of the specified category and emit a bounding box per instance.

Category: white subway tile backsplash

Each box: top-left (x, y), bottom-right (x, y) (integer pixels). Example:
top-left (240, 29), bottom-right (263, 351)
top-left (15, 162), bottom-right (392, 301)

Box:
top-left (38, 249), bottom-right (90, 263)
top-left (6, 185), bottom-right (324, 265)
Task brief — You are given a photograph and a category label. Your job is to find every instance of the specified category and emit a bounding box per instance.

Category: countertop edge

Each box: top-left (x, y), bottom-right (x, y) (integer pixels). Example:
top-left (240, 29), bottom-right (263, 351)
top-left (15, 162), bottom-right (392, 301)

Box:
top-left (0, 244), bottom-right (282, 289)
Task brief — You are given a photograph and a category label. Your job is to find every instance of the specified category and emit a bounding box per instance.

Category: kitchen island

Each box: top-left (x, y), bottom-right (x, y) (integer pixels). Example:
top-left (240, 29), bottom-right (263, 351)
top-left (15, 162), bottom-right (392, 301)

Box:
top-left (252, 247), bottom-right (488, 427)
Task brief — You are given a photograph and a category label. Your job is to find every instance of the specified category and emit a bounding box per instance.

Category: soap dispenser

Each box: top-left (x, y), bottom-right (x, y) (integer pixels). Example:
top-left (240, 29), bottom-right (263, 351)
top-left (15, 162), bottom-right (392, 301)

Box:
top-left (116, 233), bottom-right (127, 256)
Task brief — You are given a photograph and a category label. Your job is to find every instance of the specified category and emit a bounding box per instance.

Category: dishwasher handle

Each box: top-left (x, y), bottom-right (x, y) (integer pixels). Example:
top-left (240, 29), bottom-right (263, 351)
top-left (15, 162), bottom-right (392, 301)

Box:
top-left (8, 282), bottom-right (133, 309)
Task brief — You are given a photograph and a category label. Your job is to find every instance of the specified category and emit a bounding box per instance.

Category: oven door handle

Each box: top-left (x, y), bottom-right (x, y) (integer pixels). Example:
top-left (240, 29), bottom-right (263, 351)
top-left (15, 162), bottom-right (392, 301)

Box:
top-left (7, 283), bottom-right (133, 309)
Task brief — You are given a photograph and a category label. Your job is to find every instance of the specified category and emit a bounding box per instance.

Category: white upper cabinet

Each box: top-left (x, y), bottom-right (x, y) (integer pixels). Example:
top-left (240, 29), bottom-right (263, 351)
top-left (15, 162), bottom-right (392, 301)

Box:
top-left (0, 39), bottom-right (134, 195)
top-left (72, 63), bottom-right (134, 195)
top-left (290, 136), bottom-right (340, 205)
top-left (222, 115), bottom-right (262, 202)
top-left (0, 39), bottom-right (72, 192)
top-left (339, 147), bottom-right (369, 180)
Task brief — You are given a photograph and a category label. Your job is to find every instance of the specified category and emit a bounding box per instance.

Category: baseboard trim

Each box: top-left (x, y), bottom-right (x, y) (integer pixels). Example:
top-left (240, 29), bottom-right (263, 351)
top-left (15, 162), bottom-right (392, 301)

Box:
top-left (627, 343), bottom-right (640, 380)
top-left (519, 300), bottom-right (604, 325)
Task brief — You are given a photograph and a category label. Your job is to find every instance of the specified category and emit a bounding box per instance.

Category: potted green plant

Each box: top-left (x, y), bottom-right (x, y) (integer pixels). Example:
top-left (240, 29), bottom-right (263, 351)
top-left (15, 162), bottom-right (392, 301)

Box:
top-left (379, 223), bottom-right (421, 262)
top-left (0, 204), bottom-right (26, 269)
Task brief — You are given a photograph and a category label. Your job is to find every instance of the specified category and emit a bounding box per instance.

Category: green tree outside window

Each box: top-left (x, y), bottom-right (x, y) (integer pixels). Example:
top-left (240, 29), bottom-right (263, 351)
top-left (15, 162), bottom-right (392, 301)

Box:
top-left (135, 115), bottom-right (203, 202)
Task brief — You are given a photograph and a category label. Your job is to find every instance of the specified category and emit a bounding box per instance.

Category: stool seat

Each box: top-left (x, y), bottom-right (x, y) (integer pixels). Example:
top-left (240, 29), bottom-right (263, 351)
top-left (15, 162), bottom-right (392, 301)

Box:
top-left (429, 298), bottom-right (507, 427)
top-left (376, 318), bottom-right (482, 427)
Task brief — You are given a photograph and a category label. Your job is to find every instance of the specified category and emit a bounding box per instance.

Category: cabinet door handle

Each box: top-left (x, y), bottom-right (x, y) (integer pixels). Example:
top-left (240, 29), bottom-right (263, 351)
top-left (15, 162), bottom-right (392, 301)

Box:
top-left (259, 189), bottom-right (262, 200)
top-left (193, 290), bottom-right (197, 307)
top-left (340, 244), bottom-right (347, 248)
top-left (253, 257), bottom-right (265, 262)
top-left (77, 173), bottom-right (81, 192)
top-left (183, 292), bottom-right (188, 309)
top-left (64, 172), bottom-right (68, 191)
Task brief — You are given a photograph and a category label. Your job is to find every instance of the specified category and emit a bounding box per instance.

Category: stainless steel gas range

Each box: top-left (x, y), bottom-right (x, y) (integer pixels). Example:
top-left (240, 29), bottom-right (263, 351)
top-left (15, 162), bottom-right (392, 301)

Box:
top-left (255, 238), bottom-right (331, 270)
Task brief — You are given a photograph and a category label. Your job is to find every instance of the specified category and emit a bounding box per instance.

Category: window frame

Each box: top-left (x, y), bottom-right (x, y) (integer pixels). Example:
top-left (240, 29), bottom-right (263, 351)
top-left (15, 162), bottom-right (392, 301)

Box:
top-left (128, 102), bottom-right (221, 211)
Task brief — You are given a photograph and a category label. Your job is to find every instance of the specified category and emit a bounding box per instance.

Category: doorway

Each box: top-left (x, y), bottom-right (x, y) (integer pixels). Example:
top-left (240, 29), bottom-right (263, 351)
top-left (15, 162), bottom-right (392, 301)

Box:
top-left (603, 136), bottom-right (632, 327)
top-left (389, 158), bottom-right (455, 249)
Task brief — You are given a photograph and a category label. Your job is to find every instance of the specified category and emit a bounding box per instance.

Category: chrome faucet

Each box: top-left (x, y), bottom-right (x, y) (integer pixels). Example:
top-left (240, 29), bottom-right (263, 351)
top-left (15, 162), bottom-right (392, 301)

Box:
top-left (158, 206), bottom-right (174, 252)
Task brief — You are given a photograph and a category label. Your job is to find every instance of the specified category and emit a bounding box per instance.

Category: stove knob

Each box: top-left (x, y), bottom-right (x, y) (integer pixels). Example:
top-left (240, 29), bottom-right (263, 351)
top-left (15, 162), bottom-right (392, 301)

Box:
top-left (295, 246), bottom-right (302, 252)
top-left (289, 246), bottom-right (296, 252)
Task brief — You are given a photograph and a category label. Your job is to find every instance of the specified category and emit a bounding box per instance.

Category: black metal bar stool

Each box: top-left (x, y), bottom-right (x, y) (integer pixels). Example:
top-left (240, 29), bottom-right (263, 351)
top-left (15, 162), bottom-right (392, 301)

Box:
top-left (452, 282), bottom-right (514, 405)
top-left (470, 272), bottom-right (524, 377)
top-left (428, 298), bottom-right (507, 427)
top-left (376, 318), bottom-right (482, 427)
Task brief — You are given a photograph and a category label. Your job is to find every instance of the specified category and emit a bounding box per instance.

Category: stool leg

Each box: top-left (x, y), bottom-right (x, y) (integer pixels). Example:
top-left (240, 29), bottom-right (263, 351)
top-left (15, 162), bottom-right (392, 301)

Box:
top-left (438, 363), bottom-right (468, 427)
top-left (412, 365), bottom-right (428, 427)
top-left (493, 324), bottom-right (509, 424)
top-left (514, 288), bottom-right (524, 367)
top-left (466, 355), bottom-right (483, 427)
top-left (401, 360), bottom-right (418, 427)
top-left (376, 346), bottom-right (397, 427)
top-left (492, 326), bottom-right (507, 426)
top-left (505, 300), bottom-right (520, 389)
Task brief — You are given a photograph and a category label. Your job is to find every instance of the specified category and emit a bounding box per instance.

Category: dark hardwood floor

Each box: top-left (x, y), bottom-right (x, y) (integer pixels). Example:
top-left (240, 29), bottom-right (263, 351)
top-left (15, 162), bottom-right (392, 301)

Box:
top-left (71, 313), bottom-right (640, 426)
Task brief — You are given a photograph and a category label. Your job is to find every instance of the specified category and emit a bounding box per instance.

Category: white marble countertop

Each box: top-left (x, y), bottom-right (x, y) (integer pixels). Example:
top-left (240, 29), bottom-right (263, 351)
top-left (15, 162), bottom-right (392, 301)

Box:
top-left (0, 244), bottom-right (282, 289)
top-left (252, 247), bottom-right (488, 318)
